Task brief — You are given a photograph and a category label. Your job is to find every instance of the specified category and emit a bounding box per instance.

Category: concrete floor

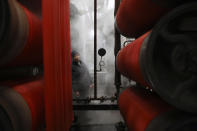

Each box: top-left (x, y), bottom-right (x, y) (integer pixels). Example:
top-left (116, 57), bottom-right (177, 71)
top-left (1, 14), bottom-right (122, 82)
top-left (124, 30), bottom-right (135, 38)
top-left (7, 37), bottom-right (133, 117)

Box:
top-left (74, 110), bottom-right (123, 125)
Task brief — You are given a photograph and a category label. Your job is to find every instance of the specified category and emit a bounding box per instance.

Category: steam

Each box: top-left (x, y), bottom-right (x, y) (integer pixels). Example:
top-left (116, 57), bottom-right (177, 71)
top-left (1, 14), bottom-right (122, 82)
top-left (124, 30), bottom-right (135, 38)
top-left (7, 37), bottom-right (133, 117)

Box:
top-left (70, 0), bottom-right (127, 126)
top-left (70, 0), bottom-right (117, 97)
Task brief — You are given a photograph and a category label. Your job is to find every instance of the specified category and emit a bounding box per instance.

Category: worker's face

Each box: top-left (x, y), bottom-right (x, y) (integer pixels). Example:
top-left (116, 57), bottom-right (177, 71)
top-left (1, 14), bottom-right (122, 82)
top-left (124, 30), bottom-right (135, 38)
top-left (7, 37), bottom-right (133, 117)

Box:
top-left (74, 54), bottom-right (80, 62)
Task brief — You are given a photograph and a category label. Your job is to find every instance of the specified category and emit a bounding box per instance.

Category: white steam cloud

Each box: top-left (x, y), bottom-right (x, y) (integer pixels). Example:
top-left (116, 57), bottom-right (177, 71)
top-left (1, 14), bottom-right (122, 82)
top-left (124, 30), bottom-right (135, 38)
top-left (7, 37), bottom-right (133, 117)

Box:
top-left (70, 0), bottom-right (117, 97)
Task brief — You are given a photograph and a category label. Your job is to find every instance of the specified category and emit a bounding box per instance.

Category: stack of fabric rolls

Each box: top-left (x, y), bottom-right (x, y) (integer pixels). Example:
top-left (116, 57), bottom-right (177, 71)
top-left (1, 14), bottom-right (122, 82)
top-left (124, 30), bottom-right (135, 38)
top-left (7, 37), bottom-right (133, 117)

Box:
top-left (116, 0), bottom-right (197, 131)
top-left (0, 0), bottom-right (44, 130)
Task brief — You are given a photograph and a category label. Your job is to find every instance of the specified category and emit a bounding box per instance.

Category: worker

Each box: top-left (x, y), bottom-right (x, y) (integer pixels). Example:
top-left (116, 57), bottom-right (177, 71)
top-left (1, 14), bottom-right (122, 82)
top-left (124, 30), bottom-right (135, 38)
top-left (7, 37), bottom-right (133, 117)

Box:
top-left (71, 51), bottom-right (93, 99)
top-left (70, 3), bottom-right (93, 99)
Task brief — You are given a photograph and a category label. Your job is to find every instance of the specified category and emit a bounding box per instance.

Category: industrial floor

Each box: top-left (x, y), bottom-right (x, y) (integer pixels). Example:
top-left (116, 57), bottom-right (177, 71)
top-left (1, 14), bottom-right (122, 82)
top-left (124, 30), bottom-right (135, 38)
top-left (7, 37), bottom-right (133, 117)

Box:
top-left (70, 69), bottom-right (132, 131)
top-left (70, 110), bottom-right (126, 131)
top-left (70, 123), bottom-right (127, 131)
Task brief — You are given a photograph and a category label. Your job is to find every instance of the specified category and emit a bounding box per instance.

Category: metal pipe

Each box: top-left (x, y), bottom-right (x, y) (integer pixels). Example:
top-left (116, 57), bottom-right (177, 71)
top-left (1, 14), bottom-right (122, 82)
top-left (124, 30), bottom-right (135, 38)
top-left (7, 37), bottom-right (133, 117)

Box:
top-left (94, 0), bottom-right (97, 99)
top-left (114, 0), bottom-right (121, 98)
top-left (114, 0), bottom-right (121, 16)
top-left (73, 104), bottom-right (119, 110)
top-left (73, 96), bottom-right (117, 102)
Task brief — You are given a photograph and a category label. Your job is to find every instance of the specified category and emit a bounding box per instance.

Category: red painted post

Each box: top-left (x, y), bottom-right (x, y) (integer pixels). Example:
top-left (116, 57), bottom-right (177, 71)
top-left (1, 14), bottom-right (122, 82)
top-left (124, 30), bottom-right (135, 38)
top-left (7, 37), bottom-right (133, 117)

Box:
top-left (42, 0), bottom-right (73, 130)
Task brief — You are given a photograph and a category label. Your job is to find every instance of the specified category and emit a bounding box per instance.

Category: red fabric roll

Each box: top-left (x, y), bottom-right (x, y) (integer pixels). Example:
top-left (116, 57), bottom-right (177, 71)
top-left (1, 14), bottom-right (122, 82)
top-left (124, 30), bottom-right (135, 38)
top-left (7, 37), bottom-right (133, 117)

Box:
top-left (13, 80), bottom-right (44, 131)
top-left (17, 0), bottom-right (42, 16)
top-left (117, 32), bottom-right (149, 86)
top-left (116, 0), bottom-right (169, 38)
top-left (8, 5), bottom-right (42, 66)
top-left (118, 87), bottom-right (171, 131)
top-left (43, 0), bottom-right (73, 130)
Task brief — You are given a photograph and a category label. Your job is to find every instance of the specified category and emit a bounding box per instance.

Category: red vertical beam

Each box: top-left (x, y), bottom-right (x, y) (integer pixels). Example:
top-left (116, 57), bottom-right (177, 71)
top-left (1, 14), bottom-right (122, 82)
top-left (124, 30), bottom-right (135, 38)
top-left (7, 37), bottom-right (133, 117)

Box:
top-left (42, 0), bottom-right (73, 130)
